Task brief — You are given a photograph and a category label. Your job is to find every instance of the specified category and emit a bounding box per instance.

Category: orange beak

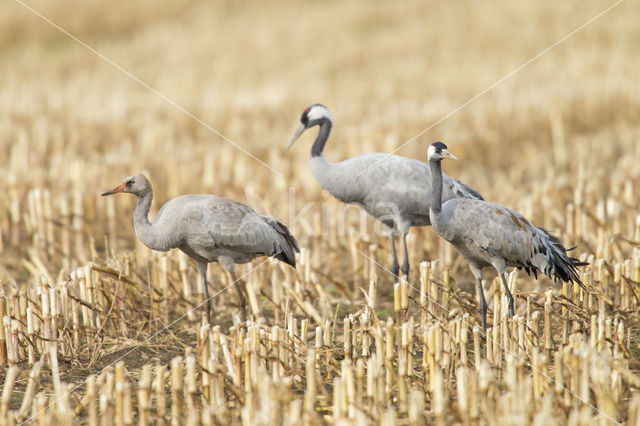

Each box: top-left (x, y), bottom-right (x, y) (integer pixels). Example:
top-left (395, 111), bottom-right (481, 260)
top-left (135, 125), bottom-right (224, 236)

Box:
top-left (101, 182), bottom-right (127, 196)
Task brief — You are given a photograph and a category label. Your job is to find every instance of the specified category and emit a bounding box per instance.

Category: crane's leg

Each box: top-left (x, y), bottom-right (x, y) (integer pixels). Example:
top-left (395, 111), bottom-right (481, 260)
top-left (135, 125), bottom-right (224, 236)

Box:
top-left (499, 273), bottom-right (515, 317)
top-left (196, 262), bottom-right (212, 324)
top-left (388, 230), bottom-right (400, 280)
top-left (491, 258), bottom-right (515, 318)
top-left (400, 230), bottom-right (410, 278)
top-left (477, 278), bottom-right (488, 330)
top-left (470, 265), bottom-right (487, 330)
top-left (219, 256), bottom-right (247, 322)
top-left (230, 271), bottom-right (247, 322)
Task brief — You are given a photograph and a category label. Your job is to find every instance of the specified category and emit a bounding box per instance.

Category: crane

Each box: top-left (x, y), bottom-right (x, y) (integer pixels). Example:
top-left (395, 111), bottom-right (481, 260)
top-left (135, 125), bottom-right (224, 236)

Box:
top-left (426, 142), bottom-right (586, 329)
top-left (101, 174), bottom-right (300, 323)
top-left (287, 104), bottom-right (483, 279)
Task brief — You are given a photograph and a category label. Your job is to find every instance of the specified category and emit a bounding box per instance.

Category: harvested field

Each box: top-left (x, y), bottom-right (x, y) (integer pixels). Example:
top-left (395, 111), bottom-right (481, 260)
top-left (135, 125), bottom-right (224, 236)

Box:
top-left (1, 0), bottom-right (640, 424)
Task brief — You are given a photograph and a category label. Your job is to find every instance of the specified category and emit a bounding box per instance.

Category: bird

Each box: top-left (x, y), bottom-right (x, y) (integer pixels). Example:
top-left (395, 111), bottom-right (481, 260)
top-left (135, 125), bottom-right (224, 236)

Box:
top-left (287, 104), bottom-right (483, 279)
top-left (426, 141), bottom-right (587, 329)
top-left (101, 174), bottom-right (300, 323)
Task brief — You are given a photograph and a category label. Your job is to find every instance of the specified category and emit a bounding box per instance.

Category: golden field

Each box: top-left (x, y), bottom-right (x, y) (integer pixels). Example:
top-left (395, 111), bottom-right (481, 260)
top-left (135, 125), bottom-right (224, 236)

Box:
top-left (1, 0), bottom-right (639, 424)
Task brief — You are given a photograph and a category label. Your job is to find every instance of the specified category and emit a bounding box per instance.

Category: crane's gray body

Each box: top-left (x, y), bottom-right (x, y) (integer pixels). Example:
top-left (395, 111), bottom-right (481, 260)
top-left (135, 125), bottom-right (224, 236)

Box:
top-left (139, 194), bottom-right (298, 268)
top-left (433, 198), bottom-right (559, 276)
top-left (310, 153), bottom-right (482, 232)
top-left (426, 141), bottom-right (585, 329)
top-left (103, 173), bottom-right (299, 322)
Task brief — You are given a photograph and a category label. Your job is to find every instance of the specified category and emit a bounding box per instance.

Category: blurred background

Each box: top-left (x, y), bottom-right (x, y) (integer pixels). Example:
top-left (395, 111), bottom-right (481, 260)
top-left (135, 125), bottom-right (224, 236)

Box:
top-left (1, 0), bottom-right (639, 286)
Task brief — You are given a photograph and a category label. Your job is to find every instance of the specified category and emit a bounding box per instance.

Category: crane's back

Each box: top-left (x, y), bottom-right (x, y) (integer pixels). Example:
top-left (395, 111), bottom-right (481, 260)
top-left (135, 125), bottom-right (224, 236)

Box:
top-left (155, 194), bottom-right (298, 266)
top-left (311, 152), bottom-right (482, 225)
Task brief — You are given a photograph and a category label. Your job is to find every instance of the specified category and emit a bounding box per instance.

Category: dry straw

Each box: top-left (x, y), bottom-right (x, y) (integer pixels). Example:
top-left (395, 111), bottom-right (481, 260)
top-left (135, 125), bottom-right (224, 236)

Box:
top-left (2, 0), bottom-right (640, 424)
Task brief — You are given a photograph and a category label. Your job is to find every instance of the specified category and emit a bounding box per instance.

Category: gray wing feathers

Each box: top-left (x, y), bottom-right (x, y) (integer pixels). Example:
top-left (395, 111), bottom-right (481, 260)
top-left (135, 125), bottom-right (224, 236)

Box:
top-left (260, 215), bottom-right (300, 267)
top-left (449, 179), bottom-right (484, 200)
top-left (449, 201), bottom-right (584, 286)
top-left (458, 203), bottom-right (543, 261)
top-left (178, 196), bottom-right (298, 265)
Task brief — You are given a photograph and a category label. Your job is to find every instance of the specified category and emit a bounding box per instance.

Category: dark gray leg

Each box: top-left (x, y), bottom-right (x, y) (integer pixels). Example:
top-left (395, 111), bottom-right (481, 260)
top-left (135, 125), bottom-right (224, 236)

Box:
top-left (500, 273), bottom-right (515, 317)
top-left (475, 278), bottom-right (487, 330)
top-left (231, 271), bottom-right (247, 322)
top-left (470, 265), bottom-right (487, 330)
top-left (197, 263), bottom-right (212, 324)
top-left (389, 235), bottom-right (399, 280)
top-left (401, 232), bottom-right (410, 278)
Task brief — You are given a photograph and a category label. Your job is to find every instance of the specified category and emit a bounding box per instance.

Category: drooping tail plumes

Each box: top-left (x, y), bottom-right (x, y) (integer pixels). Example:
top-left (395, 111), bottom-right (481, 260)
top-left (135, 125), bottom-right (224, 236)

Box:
top-left (262, 216), bottom-right (301, 268)
top-left (527, 228), bottom-right (588, 288)
top-left (545, 233), bottom-right (588, 288)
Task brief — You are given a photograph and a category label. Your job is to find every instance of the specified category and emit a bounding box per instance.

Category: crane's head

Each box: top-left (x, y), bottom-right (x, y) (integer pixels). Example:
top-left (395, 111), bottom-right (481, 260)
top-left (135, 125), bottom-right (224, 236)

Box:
top-left (101, 174), bottom-right (151, 197)
top-left (427, 142), bottom-right (458, 162)
top-left (286, 104), bottom-right (334, 150)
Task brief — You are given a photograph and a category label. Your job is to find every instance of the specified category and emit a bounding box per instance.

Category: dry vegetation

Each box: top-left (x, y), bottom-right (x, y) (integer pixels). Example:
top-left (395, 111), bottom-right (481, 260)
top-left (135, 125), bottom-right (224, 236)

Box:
top-left (1, 0), bottom-right (640, 424)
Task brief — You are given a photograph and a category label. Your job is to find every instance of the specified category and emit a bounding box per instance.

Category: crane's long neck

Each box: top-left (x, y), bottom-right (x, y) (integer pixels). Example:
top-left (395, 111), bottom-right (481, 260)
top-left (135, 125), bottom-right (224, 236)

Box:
top-left (311, 119), bottom-right (332, 158)
top-left (132, 187), bottom-right (178, 252)
top-left (429, 159), bottom-right (444, 220)
top-left (132, 188), bottom-right (159, 249)
top-left (309, 119), bottom-right (338, 193)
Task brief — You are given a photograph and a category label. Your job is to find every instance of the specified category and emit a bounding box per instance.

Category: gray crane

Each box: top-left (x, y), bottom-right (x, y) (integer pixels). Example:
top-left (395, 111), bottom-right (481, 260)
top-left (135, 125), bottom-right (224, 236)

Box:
top-left (287, 104), bottom-right (483, 279)
top-left (101, 174), bottom-right (300, 323)
top-left (426, 142), bottom-right (587, 329)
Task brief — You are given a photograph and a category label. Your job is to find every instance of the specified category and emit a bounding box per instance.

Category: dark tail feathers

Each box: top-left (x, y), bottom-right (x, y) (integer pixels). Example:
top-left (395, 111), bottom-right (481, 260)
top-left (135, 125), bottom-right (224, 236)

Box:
top-left (263, 216), bottom-right (301, 268)
top-left (544, 231), bottom-right (588, 289)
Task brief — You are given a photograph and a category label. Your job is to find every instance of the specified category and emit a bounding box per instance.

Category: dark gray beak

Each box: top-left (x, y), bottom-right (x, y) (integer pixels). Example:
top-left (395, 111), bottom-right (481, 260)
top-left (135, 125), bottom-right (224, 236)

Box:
top-left (286, 123), bottom-right (306, 151)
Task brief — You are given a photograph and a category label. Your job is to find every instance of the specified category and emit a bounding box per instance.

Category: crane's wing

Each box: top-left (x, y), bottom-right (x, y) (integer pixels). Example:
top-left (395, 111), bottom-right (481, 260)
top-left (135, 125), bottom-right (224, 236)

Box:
top-left (449, 178), bottom-right (484, 200)
top-left (447, 200), bottom-right (585, 286)
top-left (260, 215), bottom-right (300, 252)
top-left (259, 215), bottom-right (300, 266)
top-left (176, 195), bottom-right (298, 265)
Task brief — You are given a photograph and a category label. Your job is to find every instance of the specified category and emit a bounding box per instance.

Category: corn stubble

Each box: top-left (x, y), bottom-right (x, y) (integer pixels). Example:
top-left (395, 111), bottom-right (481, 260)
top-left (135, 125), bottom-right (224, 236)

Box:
top-left (2, 0), bottom-right (640, 424)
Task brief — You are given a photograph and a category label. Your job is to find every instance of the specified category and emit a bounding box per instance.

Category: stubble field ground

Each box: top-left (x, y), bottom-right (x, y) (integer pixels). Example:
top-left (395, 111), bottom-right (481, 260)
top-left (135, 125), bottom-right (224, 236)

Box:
top-left (1, 0), bottom-right (640, 424)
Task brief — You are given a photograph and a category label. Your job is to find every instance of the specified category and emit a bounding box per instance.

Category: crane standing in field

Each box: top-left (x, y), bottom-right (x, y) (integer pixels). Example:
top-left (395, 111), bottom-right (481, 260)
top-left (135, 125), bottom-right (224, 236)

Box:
top-left (101, 174), bottom-right (300, 323)
top-left (426, 142), bottom-right (587, 329)
top-left (287, 104), bottom-right (483, 279)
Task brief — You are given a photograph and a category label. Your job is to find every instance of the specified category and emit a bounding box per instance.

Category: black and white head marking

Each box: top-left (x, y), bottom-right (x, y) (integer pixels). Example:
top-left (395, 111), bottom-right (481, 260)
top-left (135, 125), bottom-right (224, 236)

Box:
top-left (427, 141), bottom-right (448, 160)
top-left (302, 104), bottom-right (333, 128)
